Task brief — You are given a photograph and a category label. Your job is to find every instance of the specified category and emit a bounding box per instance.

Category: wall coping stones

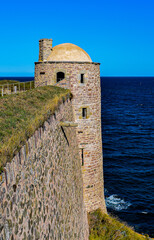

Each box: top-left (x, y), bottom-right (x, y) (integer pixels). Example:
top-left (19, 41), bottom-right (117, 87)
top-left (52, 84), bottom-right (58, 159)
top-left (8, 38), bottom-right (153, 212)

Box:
top-left (35, 61), bottom-right (100, 65)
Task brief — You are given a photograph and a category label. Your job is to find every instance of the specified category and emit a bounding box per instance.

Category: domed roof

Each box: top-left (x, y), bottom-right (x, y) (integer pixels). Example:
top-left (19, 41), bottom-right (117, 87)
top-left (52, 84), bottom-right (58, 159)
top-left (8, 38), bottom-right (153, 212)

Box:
top-left (47, 43), bottom-right (92, 62)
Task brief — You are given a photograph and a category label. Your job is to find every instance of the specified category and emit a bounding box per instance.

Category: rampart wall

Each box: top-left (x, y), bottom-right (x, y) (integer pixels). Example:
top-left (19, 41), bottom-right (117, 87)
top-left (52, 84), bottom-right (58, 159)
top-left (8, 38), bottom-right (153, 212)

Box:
top-left (0, 99), bottom-right (89, 240)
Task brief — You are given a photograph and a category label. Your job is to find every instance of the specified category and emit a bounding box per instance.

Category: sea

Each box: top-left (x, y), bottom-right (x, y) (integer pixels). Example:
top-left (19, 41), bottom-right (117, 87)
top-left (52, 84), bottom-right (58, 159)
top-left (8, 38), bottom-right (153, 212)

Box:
top-left (101, 77), bottom-right (154, 237)
top-left (0, 76), bottom-right (153, 237)
top-left (0, 77), bottom-right (34, 82)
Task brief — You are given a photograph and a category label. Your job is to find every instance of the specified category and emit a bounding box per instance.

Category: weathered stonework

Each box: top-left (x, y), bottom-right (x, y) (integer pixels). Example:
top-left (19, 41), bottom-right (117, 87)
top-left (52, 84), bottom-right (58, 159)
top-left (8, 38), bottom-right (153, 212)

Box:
top-left (35, 58), bottom-right (106, 213)
top-left (0, 99), bottom-right (89, 240)
top-left (39, 39), bottom-right (53, 62)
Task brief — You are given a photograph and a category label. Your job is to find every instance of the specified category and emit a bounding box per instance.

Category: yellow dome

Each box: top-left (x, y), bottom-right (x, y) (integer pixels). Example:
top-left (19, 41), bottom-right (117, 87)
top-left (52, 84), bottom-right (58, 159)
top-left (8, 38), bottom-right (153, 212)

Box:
top-left (47, 43), bottom-right (92, 62)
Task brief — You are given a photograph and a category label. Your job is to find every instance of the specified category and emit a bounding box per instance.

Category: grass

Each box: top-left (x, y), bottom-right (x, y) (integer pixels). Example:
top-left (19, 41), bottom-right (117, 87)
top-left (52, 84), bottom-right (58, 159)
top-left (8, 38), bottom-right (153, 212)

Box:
top-left (0, 80), bottom-right (20, 84)
top-left (0, 86), bottom-right (71, 172)
top-left (0, 80), bottom-right (34, 96)
top-left (88, 209), bottom-right (151, 240)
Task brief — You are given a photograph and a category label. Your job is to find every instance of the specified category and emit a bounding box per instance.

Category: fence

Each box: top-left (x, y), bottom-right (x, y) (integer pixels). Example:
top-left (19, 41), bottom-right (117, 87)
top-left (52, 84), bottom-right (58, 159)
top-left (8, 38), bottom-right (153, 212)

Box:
top-left (0, 81), bottom-right (34, 97)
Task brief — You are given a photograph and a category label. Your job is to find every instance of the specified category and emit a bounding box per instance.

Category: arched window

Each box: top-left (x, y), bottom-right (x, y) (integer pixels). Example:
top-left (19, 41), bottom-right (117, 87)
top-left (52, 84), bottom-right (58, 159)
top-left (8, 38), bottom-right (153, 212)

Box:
top-left (57, 72), bottom-right (65, 82)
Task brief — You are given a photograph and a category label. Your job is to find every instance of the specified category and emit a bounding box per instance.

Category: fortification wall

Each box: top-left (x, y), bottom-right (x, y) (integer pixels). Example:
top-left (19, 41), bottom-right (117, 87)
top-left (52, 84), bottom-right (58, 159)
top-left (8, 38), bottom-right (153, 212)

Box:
top-left (0, 99), bottom-right (89, 240)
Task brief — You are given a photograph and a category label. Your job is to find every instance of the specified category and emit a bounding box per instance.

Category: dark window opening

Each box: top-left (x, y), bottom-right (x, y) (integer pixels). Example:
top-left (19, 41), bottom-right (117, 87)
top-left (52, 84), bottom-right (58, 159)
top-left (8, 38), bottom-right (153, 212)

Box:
top-left (13, 184), bottom-right (17, 192)
top-left (82, 108), bottom-right (87, 119)
top-left (81, 74), bottom-right (84, 83)
top-left (57, 72), bottom-right (65, 82)
top-left (81, 149), bottom-right (84, 166)
top-left (40, 72), bottom-right (45, 75)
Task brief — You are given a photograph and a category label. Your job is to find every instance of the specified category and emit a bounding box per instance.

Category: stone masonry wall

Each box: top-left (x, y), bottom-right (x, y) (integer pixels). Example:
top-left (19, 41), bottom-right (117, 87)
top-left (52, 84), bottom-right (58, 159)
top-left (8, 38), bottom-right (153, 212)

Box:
top-left (35, 62), bottom-right (107, 213)
top-left (39, 39), bottom-right (53, 62)
top-left (0, 99), bottom-right (89, 240)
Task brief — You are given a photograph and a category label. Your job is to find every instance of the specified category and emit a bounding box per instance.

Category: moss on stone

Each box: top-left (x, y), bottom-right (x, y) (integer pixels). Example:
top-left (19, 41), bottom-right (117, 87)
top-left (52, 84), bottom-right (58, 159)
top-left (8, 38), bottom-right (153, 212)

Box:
top-left (16, 175), bottom-right (20, 185)
top-left (3, 201), bottom-right (7, 208)
top-left (15, 209), bottom-right (18, 219)
top-left (0, 166), bottom-right (4, 174)
top-left (19, 215), bottom-right (23, 224)
top-left (29, 209), bottom-right (32, 219)
top-left (10, 201), bottom-right (13, 211)
top-left (20, 202), bottom-right (24, 209)
top-left (7, 219), bottom-right (13, 229)
top-left (23, 232), bottom-right (27, 240)
top-left (15, 223), bottom-right (18, 235)
top-left (23, 208), bottom-right (27, 218)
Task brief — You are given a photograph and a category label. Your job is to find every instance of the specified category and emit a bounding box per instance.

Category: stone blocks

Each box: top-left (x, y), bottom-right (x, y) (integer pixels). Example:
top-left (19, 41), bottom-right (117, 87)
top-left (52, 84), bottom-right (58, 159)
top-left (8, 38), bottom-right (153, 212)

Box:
top-left (0, 99), bottom-right (89, 240)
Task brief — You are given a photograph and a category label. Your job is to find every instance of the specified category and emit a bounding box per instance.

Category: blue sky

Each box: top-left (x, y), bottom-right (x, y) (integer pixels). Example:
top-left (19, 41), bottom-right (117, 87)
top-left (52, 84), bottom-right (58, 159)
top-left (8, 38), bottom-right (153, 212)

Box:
top-left (0, 0), bottom-right (154, 76)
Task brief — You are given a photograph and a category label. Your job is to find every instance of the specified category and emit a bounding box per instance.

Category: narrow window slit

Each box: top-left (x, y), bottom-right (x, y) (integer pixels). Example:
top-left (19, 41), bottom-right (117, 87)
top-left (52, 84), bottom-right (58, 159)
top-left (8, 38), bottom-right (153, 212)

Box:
top-left (81, 149), bottom-right (84, 166)
top-left (82, 108), bottom-right (87, 119)
top-left (81, 74), bottom-right (84, 83)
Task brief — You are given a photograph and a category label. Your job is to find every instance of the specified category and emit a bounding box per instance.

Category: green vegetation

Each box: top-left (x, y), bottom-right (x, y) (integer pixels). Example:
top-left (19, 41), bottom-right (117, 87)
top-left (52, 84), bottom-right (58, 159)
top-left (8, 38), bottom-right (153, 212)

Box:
top-left (0, 86), bottom-right (71, 171)
top-left (89, 209), bottom-right (150, 240)
top-left (0, 80), bottom-right (34, 96)
top-left (0, 80), bottom-right (20, 84)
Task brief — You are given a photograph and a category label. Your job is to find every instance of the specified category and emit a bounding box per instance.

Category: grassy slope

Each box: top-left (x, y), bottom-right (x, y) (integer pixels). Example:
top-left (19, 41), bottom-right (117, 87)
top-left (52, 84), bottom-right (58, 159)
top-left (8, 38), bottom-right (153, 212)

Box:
top-left (0, 80), bottom-right (20, 84)
top-left (0, 86), bottom-right (71, 171)
top-left (89, 209), bottom-right (151, 240)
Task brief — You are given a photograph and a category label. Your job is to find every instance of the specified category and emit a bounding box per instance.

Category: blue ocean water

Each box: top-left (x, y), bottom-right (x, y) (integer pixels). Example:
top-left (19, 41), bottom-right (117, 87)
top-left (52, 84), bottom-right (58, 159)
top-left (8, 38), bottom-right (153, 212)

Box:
top-left (1, 76), bottom-right (153, 236)
top-left (101, 77), bottom-right (154, 237)
top-left (0, 77), bottom-right (34, 82)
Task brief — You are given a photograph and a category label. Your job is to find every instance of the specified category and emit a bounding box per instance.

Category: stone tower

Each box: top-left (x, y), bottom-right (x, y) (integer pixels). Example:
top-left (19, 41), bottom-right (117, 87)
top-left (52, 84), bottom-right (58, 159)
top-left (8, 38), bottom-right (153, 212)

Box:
top-left (35, 38), bottom-right (106, 213)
